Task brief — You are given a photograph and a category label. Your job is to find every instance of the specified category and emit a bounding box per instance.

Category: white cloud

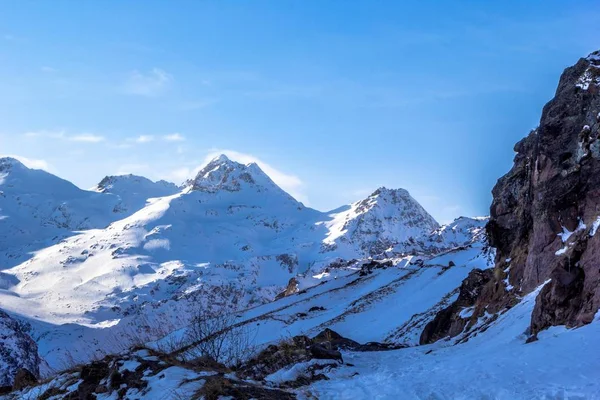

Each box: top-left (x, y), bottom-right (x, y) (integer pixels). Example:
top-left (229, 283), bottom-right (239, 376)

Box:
top-left (69, 134), bottom-right (105, 143)
top-left (200, 149), bottom-right (309, 204)
top-left (23, 130), bottom-right (105, 143)
top-left (24, 130), bottom-right (65, 139)
top-left (1, 154), bottom-right (55, 173)
top-left (350, 188), bottom-right (374, 199)
top-left (129, 135), bottom-right (155, 143)
top-left (110, 142), bottom-right (133, 150)
top-left (3, 34), bottom-right (25, 42)
top-left (124, 68), bottom-right (173, 97)
top-left (137, 135), bottom-right (154, 143)
top-left (163, 133), bottom-right (185, 142)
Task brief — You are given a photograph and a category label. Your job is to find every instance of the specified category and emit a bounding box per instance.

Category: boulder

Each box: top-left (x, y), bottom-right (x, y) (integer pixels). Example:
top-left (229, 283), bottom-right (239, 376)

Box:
top-left (309, 344), bottom-right (343, 362)
top-left (11, 369), bottom-right (37, 391)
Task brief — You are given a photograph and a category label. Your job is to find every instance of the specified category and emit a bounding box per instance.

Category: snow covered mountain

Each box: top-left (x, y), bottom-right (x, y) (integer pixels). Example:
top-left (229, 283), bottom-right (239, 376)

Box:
top-left (0, 154), bottom-right (467, 379)
top-left (0, 155), bottom-right (448, 323)
top-left (0, 310), bottom-right (39, 388)
top-left (0, 158), bottom-right (185, 271)
top-left (0, 157), bottom-right (120, 270)
top-left (322, 187), bottom-right (440, 255)
top-left (3, 50), bottom-right (600, 400)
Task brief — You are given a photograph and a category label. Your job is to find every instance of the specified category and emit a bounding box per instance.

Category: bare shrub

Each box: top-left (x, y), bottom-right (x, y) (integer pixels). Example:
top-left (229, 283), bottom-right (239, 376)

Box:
top-left (182, 291), bottom-right (257, 367)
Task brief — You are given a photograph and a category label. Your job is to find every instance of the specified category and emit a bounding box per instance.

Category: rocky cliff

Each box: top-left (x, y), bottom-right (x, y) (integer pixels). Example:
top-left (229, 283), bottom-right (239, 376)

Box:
top-left (421, 50), bottom-right (600, 343)
top-left (488, 50), bottom-right (600, 335)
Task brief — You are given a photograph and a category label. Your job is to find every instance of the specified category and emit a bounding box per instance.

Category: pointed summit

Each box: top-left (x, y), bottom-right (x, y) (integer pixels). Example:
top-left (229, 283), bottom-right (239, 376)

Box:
top-left (324, 186), bottom-right (440, 255)
top-left (0, 157), bottom-right (27, 173)
top-left (189, 154), bottom-right (283, 197)
top-left (212, 154), bottom-right (231, 163)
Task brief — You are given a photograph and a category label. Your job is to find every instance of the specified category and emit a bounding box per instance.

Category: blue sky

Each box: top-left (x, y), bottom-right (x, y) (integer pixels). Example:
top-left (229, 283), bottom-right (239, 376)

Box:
top-left (1, 1), bottom-right (599, 222)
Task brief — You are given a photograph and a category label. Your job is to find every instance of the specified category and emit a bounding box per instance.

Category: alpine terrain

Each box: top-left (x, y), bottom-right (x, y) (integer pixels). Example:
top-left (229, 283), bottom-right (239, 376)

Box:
top-left (1, 50), bottom-right (600, 399)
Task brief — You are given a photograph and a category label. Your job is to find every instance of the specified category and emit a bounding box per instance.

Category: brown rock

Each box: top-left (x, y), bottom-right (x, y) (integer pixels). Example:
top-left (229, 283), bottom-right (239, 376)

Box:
top-left (309, 344), bottom-right (343, 362)
top-left (275, 277), bottom-right (299, 300)
top-left (531, 266), bottom-right (586, 335)
top-left (420, 269), bottom-right (494, 344)
top-left (11, 369), bottom-right (37, 391)
top-left (486, 50), bottom-right (600, 333)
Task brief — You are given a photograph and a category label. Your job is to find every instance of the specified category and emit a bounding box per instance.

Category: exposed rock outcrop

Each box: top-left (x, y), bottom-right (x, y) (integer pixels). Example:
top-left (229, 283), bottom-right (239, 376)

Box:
top-left (275, 277), bottom-right (299, 300)
top-left (420, 269), bottom-right (494, 344)
top-left (420, 50), bottom-right (600, 344)
top-left (487, 50), bottom-right (600, 335)
top-left (238, 329), bottom-right (401, 384)
top-left (0, 310), bottom-right (40, 388)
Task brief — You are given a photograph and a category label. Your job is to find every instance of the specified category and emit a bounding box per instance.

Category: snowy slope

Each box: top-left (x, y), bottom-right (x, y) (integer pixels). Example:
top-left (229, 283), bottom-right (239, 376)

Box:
top-left (0, 158), bottom-right (181, 271)
top-left (0, 158), bottom-right (123, 270)
top-left (0, 155), bottom-right (450, 323)
top-left (21, 236), bottom-right (491, 374)
top-left (304, 292), bottom-right (600, 400)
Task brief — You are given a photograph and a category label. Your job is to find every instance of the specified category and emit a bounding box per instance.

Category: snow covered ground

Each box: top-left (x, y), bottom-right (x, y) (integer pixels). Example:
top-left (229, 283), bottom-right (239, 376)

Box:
top-left (300, 289), bottom-right (600, 400)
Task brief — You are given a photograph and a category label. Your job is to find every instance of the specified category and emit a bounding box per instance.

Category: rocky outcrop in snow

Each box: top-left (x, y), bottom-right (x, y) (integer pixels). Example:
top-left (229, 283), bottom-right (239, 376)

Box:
top-left (0, 310), bottom-right (40, 388)
top-left (419, 268), bottom-right (494, 345)
top-left (486, 50), bottom-right (600, 335)
top-left (417, 50), bottom-right (600, 344)
top-left (188, 155), bottom-right (300, 203)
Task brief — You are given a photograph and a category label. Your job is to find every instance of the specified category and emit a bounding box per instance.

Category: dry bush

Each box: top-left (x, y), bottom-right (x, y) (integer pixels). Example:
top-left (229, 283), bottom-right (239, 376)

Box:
top-left (182, 291), bottom-right (257, 367)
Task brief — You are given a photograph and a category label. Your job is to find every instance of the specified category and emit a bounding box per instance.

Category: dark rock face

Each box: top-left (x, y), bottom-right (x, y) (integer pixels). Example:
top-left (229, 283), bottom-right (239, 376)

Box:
top-left (487, 50), bottom-right (600, 334)
top-left (309, 343), bottom-right (343, 362)
top-left (0, 310), bottom-right (40, 387)
top-left (11, 369), bottom-right (37, 391)
top-left (530, 266), bottom-right (586, 334)
top-left (359, 259), bottom-right (393, 276)
top-left (420, 269), bottom-right (494, 344)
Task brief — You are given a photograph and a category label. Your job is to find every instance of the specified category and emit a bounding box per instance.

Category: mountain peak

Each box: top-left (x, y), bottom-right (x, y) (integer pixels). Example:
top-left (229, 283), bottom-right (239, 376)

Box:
top-left (212, 154), bottom-right (231, 163)
top-left (190, 155), bottom-right (279, 196)
top-left (585, 49), bottom-right (600, 61)
top-left (370, 186), bottom-right (410, 198)
top-left (0, 157), bottom-right (27, 173)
